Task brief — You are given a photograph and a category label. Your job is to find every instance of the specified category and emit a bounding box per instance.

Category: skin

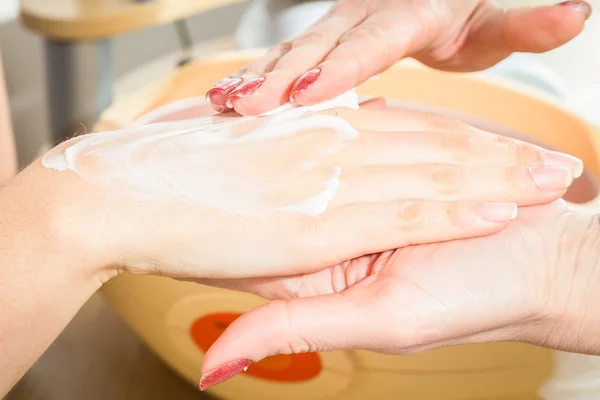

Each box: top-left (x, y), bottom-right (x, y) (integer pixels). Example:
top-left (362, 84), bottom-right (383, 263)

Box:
top-left (40, 104), bottom-right (582, 279)
top-left (0, 54), bottom-right (17, 184)
top-left (0, 5), bottom-right (595, 392)
top-left (0, 103), bottom-right (581, 396)
top-left (199, 201), bottom-right (600, 382)
top-left (206, 0), bottom-right (592, 115)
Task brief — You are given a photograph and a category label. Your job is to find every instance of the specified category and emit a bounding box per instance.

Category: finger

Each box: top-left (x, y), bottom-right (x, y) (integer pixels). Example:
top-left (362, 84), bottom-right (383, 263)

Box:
top-left (331, 165), bottom-right (572, 208)
top-left (420, 1), bottom-right (591, 71)
top-left (199, 294), bottom-right (372, 390)
top-left (516, 199), bottom-right (570, 221)
top-left (322, 107), bottom-right (479, 132)
top-left (358, 97), bottom-right (387, 109)
top-left (189, 276), bottom-right (302, 300)
top-left (223, 2), bottom-right (367, 115)
top-left (310, 200), bottom-right (518, 266)
top-left (289, 8), bottom-right (427, 106)
top-left (205, 43), bottom-right (293, 112)
top-left (337, 128), bottom-right (583, 175)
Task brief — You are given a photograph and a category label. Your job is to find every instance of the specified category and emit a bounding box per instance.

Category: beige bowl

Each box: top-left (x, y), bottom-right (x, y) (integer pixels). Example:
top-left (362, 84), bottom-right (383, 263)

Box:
top-left (96, 50), bottom-right (600, 400)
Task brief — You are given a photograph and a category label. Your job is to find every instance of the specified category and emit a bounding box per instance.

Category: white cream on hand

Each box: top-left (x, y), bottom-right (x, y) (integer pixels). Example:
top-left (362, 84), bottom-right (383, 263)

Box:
top-left (42, 91), bottom-right (360, 217)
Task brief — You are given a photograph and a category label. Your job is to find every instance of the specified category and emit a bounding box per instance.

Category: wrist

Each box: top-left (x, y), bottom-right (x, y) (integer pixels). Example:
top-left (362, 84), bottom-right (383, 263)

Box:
top-left (0, 159), bottom-right (114, 393)
top-left (5, 158), bottom-right (119, 283)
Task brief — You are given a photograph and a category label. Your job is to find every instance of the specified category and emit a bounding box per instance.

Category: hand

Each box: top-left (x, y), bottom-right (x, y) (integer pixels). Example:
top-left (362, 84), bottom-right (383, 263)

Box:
top-left (197, 201), bottom-right (600, 390)
top-left (40, 104), bottom-right (580, 280)
top-left (206, 0), bottom-right (592, 115)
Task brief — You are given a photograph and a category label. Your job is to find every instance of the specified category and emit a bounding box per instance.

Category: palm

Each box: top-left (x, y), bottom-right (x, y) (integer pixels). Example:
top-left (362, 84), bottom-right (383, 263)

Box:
top-left (201, 202), bottom-right (577, 364)
top-left (262, 217), bottom-right (548, 351)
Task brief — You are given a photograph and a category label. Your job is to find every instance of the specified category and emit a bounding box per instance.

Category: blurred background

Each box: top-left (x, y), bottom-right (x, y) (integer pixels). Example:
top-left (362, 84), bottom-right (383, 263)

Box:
top-left (1, 0), bottom-right (599, 167)
top-left (2, 1), bottom-right (600, 400)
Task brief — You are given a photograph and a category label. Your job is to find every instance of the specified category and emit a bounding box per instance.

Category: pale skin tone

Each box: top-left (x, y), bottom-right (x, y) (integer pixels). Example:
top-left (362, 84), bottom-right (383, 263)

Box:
top-left (0, 98), bottom-right (585, 396)
top-left (194, 202), bottom-right (600, 398)
top-left (0, 1), bottom-right (598, 395)
top-left (200, 201), bottom-right (600, 373)
top-left (206, 0), bottom-right (592, 115)
top-left (0, 53), bottom-right (17, 183)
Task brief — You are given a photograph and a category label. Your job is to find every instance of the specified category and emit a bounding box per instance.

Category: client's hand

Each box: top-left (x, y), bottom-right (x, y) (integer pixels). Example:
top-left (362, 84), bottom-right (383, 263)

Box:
top-left (41, 105), bottom-right (581, 280)
top-left (206, 0), bottom-right (591, 115)
top-left (198, 201), bottom-right (600, 389)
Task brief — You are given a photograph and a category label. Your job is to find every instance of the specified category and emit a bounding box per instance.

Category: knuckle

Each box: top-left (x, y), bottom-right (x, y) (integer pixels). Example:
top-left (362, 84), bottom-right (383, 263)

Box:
top-left (444, 202), bottom-right (463, 227)
top-left (494, 133), bottom-right (512, 144)
top-left (267, 300), bottom-right (315, 355)
top-left (284, 337), bottom-right (313, 355)
top-left (429, 164), bottom-right (463, 195)
top-left (340, 25), bottom-right (386, 43)
top-left (503, 166), bottom-right (522, 196)
top-left (425, 112), bottom-right (463, 131)
top-left (395, 200), bottom-right (426, 231)
top-left (269, 41), bottom-right (292, 55)
top-left (516, 142), bottom-right (543, 166)
top-left (440, 131), bottom-right (474, 161)
top-left (292, 30), bottom-right (331, 49)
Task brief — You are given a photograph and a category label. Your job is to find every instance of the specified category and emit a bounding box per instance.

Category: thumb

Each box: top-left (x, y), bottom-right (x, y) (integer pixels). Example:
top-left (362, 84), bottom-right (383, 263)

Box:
top-left (423, 1), bottom-right (591, 71)
top-left (502, 1), bottom-right (591, 52)
top-left (198, 294), bottom-right (370, 391)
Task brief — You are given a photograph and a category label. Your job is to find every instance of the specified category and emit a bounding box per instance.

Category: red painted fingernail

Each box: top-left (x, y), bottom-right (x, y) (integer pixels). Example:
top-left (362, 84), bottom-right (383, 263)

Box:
top-left (213, 77), bottom-right (244, 92)
top-left (290, 68), bottom-right (321, 102)
top-left (206, 78), bottom-right (244, 111)
top-left (199, 359), bottom-right (252, 391)
top-left (225, 77), bottom-right (266, 108)
top-left (558, 1), bottom-right (592, 19)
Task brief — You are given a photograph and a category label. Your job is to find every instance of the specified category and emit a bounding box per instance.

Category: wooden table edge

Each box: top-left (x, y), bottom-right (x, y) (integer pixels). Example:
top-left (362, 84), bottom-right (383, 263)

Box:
top-left (19, 0), bottom-right (247, 41)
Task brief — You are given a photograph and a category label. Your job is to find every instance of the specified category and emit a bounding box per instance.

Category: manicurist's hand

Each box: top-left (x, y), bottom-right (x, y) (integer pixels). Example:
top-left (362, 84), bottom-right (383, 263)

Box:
top-left (206, 0), bottom-right (592, 115)
top-left (197, 201), bottom-right (600, 390)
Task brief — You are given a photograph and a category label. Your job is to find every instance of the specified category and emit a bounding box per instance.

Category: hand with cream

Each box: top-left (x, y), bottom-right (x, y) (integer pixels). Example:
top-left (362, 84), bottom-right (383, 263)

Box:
top-left (206, 0), bottom-right (591, 115)
top-left (0, 94), bottom-right (583, 395)
top-left (197, 201), bottom-right (600, 390)
top-left (40, 93), bottom-right (580, 279)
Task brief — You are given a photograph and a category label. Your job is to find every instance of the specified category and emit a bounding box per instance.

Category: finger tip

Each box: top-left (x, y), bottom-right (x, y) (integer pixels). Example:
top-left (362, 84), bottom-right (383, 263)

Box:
top-left (557, 1), bottom-right (592, 20)
top-left (289, 91), bottom-right (320, 107)
top-left (206, 89), bottom-right (231, 111)
top-left (229, 97), bottom-right (257, 116)
top-left (230, 91), bottom-right (288, 116)
top-left (199, 359), bottom-right (253, 391)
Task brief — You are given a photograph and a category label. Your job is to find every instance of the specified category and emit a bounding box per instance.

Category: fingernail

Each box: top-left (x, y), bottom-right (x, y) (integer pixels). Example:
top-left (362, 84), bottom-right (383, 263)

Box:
top-left (205, 78), bottom-right (244, 110)
top-left (290, 68), bottom-right (321, 102)
top-left (558, 1), bottom-right (592, 19)
top-left (478, 202), bottom-right (518, 223)
top-left (541, 150), bottom-right (584, 178)
top-left (199, 359), bottom-right (252, 391)
top-left (225, 77), bottom-right (266, 108)
top-left (529, 166), bottom-right (573, 190)
top-left (212, 77), bottom-right (244, 92)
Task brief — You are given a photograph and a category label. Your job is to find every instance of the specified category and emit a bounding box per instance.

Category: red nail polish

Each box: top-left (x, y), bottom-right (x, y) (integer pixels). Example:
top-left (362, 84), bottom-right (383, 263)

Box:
top-left (226, 77), bottom-right (266, 107)
top-left (558, 0), bottom-right (592, 19)
top-left (206, 78), bottom-right (244, 110)
top-left (199, 359), bottom-right (252, 391)
top-left (290, 68), bottom-right (321, 102)
top-left (213, 77), bottom-right (244, 92)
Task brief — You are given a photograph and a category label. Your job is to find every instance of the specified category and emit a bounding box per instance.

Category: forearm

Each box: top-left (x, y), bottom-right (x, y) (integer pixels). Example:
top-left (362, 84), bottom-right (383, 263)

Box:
top-left (0, 54), bottom-right (17, 185)
top-left (0, 165), bottom-right (104, 397)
